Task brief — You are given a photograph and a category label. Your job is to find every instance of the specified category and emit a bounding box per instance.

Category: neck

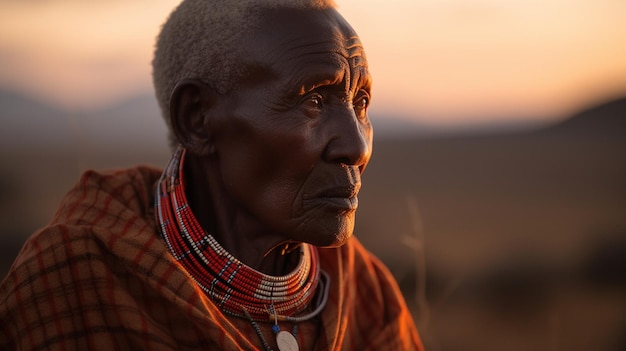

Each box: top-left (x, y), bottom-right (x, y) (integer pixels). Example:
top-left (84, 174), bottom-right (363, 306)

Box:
top-left (156, 147), bottom-right (323, 322)
top-left (184, 152), bottom-right (298, 275)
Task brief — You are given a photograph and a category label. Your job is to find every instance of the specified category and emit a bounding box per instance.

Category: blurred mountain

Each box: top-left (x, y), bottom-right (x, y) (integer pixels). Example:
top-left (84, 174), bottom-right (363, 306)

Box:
top-left (370, 114), bottom-right (426, 137)
top-left (540, 96), bottom-right (626, 139)
top-left (371, 113), bottom-right (551, 140)
top-left (0, 90), bottom-right (169, 150)
top-left (78, 94), bottom-right (168, 148)
top-left (0, 90), bottom-right (71, 147)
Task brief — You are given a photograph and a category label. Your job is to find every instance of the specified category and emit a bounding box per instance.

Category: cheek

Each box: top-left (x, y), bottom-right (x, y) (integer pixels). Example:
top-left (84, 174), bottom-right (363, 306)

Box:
top-left (218, 136), bottom-right (318, 225)
top-left (215, 108), bottom-right (325, 224)
top-left (252, 154), bottom-right (322, 234)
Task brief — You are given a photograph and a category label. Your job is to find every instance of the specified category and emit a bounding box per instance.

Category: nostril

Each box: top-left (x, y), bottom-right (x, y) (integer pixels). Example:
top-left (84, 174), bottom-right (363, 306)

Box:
top-left (324, 133), bottom-right (371, 168)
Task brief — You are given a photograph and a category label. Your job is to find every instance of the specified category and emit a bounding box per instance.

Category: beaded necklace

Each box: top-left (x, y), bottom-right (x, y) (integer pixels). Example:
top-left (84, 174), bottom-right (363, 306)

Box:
top-left (155, 147), bottom-right (327, 350)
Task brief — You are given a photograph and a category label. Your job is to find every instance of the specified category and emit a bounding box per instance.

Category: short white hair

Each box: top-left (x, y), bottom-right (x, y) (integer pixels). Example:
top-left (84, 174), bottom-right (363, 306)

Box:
top-left (152, 0), bottom-right (337, 130)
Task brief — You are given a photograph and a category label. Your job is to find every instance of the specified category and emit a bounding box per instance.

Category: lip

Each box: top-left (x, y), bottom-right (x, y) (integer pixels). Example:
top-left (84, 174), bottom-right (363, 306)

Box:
top-left (319, 184), bottom-right (360, 199)
top-left (308, 195), bottom-right (359, 212)
top-left (306, 184), bottom-right (360, 211)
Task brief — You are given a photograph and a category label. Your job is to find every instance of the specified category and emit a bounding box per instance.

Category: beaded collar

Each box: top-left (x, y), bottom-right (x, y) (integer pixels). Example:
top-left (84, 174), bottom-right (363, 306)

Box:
top-left (154, 147), bottom-right (322, 322)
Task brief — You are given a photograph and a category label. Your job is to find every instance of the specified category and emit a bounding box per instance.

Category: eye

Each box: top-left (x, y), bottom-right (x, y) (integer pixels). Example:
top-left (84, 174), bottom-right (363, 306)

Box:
top-left (353, 93), bottom-right (370, 118)
top-left (300, 93), bottom-right (324, 118)
top-left (354, 96), bottom-right (369, 110)
top-left (305, 94), bottom-right (323, 109)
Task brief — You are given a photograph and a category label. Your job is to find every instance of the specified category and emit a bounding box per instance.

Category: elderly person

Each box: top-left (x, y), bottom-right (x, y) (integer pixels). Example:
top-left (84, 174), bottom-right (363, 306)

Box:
top-left (0, 0), bottom-right (423, 350)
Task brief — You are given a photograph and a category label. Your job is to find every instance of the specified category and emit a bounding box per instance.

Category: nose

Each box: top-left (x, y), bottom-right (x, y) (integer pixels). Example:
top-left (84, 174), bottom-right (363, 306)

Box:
top-left (323, 105), bottom-right (372, 170)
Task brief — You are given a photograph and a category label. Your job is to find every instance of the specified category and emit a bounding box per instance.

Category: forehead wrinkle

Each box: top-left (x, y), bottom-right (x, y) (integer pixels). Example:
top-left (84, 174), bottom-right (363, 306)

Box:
top-left (288, 59), bottom-right (346, 95)
top-left (345, 36), bottom-right (363, 49)
top-left (344, 36), bottom-right (365, 55)
top-left (257, 31), bottom-right (368, 96)
top-left (276, 41), bottom-right (349, 82)
top-left (275, 29), bottom-right (360, 57)
top-left (348, 67), bottom-right (369, 96)
top-left (343, 37), bottom-right (369, 94)
top-left (282, 50), bottom-right (369, 98)
top-left (281, 39), bottom-right (350, 61)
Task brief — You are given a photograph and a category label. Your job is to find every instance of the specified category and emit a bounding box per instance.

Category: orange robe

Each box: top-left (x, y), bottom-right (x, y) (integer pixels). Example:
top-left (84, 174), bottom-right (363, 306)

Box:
top-left (0, 166), bottom-right (423, 350)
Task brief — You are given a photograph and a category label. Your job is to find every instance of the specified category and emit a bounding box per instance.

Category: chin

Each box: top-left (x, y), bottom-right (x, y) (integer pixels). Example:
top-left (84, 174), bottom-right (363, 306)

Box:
top-left (306, 220), bottom-right (354, 248)
top-left (290, 209), bottom-right (355, 247)
top-left (323, 231), bottom-right (352, 248)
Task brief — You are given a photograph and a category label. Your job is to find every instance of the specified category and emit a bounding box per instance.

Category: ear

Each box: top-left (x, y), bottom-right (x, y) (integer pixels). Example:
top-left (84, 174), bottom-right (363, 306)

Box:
top-left (169, 78), bottom-right (217, 156)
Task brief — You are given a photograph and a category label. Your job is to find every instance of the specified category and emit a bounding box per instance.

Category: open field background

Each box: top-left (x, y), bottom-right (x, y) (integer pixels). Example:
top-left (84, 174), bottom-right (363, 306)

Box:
top-left (1, 92), bottom-right (625, 350)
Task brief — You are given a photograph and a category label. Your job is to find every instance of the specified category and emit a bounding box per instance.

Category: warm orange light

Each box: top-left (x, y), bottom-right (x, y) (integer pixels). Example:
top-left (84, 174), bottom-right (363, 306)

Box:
top-left (1, 0), bottom-right (625, 125)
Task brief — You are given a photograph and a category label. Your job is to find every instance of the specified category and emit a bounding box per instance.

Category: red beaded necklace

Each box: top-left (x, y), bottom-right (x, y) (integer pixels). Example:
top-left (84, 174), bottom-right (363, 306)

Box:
top-left (155, 147), bottom-right (321, 322)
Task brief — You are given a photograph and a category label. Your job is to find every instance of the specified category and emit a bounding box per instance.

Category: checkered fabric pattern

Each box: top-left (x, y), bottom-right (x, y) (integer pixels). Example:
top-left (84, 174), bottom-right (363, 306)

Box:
top-left (0, 166), bottom-right (423, 350)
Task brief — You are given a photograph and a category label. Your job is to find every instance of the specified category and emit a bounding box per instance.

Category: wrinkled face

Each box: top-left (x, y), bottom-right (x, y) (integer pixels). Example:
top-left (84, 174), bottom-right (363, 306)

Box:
top-left (211, 7), bottom-right (373, 247)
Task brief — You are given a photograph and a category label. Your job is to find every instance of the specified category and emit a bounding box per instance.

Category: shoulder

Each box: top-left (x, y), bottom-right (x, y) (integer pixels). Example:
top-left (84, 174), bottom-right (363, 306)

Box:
top-left (52, 165), bottom-right (162, 227)
top-left (2, 165), bottom-right (165, 291)
top-left (0, 166), bottom-right (198, 351)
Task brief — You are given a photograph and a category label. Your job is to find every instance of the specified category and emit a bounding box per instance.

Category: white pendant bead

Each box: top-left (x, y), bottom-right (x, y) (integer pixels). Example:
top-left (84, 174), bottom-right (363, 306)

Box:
top-left (276, 330), bottom-right (299, 351)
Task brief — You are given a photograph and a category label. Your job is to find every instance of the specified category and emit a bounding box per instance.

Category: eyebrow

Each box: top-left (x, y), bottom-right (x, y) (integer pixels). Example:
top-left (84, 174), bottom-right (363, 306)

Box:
top-left (301, 69), bottom-right (346, 93)
top-left (280, 58), bottom-right (347, 96)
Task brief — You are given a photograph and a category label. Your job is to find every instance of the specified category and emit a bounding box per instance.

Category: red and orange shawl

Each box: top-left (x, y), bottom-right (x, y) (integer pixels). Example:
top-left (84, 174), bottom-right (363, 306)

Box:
top-left (0, 166), bottom-right (423, 350)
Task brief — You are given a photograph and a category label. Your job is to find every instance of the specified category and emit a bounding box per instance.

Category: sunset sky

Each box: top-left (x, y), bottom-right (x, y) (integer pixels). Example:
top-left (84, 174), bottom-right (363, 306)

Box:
top-left (1, 0), bottom-right (626, 127)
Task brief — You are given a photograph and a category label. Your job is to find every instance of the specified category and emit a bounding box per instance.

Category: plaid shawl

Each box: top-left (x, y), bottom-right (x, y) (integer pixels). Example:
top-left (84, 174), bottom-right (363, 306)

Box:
top-left (0, 166), bottom-right (423, 350)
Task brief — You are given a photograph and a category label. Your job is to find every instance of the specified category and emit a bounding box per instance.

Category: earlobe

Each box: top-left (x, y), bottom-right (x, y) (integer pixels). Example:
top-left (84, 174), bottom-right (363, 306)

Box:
top-left (169, 79), bottom-right (216, 156)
